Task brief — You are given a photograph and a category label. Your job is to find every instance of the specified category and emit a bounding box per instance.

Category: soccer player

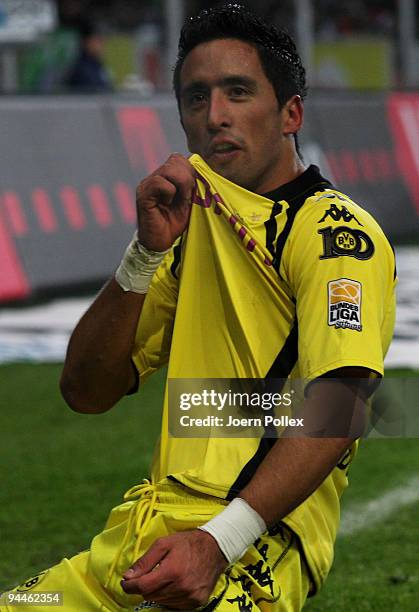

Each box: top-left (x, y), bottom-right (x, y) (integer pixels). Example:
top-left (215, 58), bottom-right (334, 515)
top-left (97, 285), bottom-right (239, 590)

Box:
top-left (5, 4), bottom-right (396, 611)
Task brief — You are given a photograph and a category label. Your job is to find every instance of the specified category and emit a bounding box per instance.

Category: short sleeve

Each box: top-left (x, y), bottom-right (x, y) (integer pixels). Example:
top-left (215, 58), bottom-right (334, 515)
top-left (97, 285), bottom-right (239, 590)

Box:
top-left (280, 194), bottom-right (396, 380)
top-left (131, 240), bottom-right (181, 384)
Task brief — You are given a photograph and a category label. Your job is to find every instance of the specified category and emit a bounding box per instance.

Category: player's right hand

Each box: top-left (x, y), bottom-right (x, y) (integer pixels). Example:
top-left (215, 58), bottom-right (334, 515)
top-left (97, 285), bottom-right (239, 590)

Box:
top-left (136, 153), bottom-right (195, 252)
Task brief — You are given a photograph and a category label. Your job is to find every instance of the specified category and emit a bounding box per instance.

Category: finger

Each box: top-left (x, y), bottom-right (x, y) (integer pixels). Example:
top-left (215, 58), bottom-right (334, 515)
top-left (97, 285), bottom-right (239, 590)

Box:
top-left (124, 566), bottom-right (173, 597)
top-left (157, 155), bottom-right (196, 205)
top-left (150, 152), bottom-right (187, 176)
top-left (138, 175), bottom-right (177, 209)
top-left (122, 580), bottom-right (193, 609)
top-left (160, 174), bottom-right (194, 209)
top-left (120, 578), bottom-right (171, 599)
top-left (120, 571), bottom-right (172, 596)
top-left (122, 552), bottom-right (190, 598)
top-left (156, 153), bottom-right (198, 181)
top-left (123, 541), bottom-right (168, 579)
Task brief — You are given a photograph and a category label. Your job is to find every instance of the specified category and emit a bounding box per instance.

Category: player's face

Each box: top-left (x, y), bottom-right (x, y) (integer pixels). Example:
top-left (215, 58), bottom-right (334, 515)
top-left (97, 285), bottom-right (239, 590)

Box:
top-left (179, 38), bottom-right (301, 194)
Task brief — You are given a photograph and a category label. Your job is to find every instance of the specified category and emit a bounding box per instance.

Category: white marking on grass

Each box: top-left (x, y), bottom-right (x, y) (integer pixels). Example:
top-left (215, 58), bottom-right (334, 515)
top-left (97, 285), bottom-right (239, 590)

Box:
top-left (339, 475), bottom-right (419, 537)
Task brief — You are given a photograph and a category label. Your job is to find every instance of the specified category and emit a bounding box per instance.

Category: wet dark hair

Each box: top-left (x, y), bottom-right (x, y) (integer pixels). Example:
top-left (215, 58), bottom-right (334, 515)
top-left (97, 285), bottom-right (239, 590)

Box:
top-left (173, 3), bottom-right (308, 112)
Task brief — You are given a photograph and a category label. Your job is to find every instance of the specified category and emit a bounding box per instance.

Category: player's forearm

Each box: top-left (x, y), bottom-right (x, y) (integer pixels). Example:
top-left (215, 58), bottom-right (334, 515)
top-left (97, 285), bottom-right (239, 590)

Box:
top-left (239, 435), bottom-right (352, 526)
top-left (200, 375), bottom-right (368, 565)
top-left (60, 278), bottom-right (144, 413)
top-left (198, 433), bottom-right (352, 565)
top-left (238, 379), bottom-right (365, 526)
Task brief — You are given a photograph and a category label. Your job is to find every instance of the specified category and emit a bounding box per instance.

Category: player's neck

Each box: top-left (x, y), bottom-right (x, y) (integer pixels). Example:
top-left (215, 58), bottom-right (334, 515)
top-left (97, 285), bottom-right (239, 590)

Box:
top-left (259, 159), bottom-right (305, 197)
top-left (254, 149), bottom-right (306, 196)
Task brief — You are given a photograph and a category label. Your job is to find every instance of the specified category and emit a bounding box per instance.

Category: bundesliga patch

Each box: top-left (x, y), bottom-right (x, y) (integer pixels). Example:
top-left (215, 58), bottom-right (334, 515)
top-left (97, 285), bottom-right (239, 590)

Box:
top-left (328, 278), bottom-right (362, 331)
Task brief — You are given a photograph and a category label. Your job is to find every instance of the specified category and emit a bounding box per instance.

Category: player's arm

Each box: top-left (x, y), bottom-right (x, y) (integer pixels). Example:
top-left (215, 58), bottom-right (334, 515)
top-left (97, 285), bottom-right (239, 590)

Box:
top-left (60, 154), bottom-right (194, 414)
top-left (239, 198), bottom-right (391, 525)
top-left (238, 366), bottom-right (370, 523)
top-left (120, 368), bottom-right (369, 610)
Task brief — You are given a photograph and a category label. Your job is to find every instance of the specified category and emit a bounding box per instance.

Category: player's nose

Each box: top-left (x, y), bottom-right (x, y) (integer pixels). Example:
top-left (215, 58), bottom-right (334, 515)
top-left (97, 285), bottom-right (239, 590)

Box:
top-left (207, 90), bottom-right (232, 131)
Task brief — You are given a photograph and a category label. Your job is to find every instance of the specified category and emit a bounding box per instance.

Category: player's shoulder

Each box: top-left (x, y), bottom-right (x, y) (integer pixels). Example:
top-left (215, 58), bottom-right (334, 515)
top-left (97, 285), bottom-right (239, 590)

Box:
top-left (298, 188), bottom-right (377, 228)
top-left (283, 187), bottom-right (395, 275)
top-left (293, 188), bottom-right (391, 247)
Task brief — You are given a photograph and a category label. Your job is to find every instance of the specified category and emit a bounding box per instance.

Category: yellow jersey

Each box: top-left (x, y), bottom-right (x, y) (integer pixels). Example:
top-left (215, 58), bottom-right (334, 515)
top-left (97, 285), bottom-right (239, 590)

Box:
top-left (132, 154), bottom-right (396, 591)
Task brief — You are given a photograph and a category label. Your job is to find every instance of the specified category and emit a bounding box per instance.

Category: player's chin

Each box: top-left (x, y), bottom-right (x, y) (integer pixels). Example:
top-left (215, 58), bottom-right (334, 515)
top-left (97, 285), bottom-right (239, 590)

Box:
top-left (206, 152), bottom-right (242, 175)
top-left (208, 162), bottom-right (247, 187)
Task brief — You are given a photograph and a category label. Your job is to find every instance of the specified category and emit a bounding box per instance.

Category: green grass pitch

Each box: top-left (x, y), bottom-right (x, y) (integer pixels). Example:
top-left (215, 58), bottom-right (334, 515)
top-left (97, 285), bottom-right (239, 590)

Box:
top-left (1, 363), bottom-right (418, 610)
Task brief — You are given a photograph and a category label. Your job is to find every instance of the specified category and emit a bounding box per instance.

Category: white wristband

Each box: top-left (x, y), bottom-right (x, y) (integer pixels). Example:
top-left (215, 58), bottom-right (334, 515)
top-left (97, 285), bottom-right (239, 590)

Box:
top-left (199, 498), bottom-right (266, 564)
top-left (115, 233), bottom-right (170, 294)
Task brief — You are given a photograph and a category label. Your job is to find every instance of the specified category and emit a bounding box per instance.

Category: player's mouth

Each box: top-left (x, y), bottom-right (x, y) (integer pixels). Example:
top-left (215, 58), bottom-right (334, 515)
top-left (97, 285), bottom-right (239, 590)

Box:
top-left (208, 140), bottom-right (242, 162)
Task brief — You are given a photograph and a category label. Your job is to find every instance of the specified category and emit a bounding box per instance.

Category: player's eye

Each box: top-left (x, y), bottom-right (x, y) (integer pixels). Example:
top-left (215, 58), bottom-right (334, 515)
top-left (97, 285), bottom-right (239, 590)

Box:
top-left (229, 86), bottom-right (249, 98)
top-left (188, 92), bottom-right (206, 106)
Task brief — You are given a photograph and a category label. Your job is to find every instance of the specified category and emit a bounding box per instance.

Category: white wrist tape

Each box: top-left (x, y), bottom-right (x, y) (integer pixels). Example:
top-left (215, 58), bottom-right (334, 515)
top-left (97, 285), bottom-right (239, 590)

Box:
top-left (199, 498), bottom-right (266, 564)
top-left (115, 233), bottom-right (170, 294)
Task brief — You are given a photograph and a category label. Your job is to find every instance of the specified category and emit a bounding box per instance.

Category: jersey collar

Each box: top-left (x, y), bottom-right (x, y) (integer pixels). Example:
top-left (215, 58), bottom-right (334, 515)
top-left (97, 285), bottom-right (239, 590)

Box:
top-left (262, 165), bottom-right (333, 204)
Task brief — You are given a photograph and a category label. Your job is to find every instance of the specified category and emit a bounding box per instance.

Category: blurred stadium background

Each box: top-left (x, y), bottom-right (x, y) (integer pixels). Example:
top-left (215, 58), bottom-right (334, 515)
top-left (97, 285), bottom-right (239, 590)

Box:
top-left (1, 1), bottom-right (418, 609)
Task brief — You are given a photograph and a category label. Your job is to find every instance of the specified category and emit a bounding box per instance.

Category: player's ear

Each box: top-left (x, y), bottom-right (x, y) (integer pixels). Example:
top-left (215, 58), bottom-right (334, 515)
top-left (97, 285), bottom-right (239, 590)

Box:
top-left (282, 95), bottom-right (304, 136)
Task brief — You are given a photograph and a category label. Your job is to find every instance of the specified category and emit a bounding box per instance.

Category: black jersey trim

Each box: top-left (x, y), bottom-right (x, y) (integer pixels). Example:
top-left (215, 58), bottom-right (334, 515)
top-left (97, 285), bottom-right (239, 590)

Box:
top-left (226, 322), bottom-right (299, 501)
top-left (262, 165), bottom-right (333, 204)
top-left (226, 437), bottom-right (276, 501)
top-left (265, 322), bottom-right (299, 379)
top-left (264, 202), bottom-right (283, 258)
top-left (261, 166), bottom-right (332, 273)
top-left (170, 235), bottom-right (183, 279)
top-left (274, 196), bottom-right (331, 272)
top-left (388, 240), bottom-right (397, 280)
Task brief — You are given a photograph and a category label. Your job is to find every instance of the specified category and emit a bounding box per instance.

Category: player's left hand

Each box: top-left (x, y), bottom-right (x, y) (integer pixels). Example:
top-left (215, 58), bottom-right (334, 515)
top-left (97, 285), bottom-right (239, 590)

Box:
top-left (121, 529), bottom-right (228, 609)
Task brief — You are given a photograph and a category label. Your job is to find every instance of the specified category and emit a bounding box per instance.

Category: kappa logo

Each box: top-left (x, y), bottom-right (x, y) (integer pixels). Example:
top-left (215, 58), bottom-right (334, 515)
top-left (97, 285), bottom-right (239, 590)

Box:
top-left (226, 594), bottom-right (253, 612)
top-left (231, 574), bottom-right (254, 597)
top-left (318, 226), bottom-right (374, 260)
top-left (328, 278), bottom-right (362, 331)
top-left (242, 560), bottom-right (275, 595)
top-left (318, 203), bottom-right (362, 226)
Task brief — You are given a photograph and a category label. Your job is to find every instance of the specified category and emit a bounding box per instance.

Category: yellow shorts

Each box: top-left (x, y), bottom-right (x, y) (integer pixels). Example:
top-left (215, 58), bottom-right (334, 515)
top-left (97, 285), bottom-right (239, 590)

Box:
top-left (3, 480), bottom-right (310, 611)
